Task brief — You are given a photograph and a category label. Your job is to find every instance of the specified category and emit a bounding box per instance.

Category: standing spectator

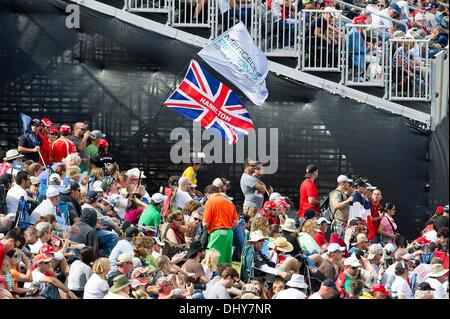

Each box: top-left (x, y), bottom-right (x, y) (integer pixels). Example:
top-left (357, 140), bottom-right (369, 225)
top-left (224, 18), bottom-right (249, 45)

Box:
top-left (425, 263), bottom-right (449, 299)
top-left (174, 177), bottom-right (195, 210)
top-left (5, 171), bottom-right (29, 222)
top-left (317, 243), bottom-right (345, 281)
top-left (18, 118), bottom-right (42, 162)
top-left (67, 246), bottom-right (95, 298)
top-left (90, 139), bottom-right (116, 175)
top-left (298, 164), bottom-right (320, 218)
top-left (138, 193), bottom-right (167, 227)
top-left (70, 122), bottom-right (91, 172)
top-left (329, 175), bottom-right (353, 238)
top-left (84, 257), bottom-right (110, 299)
top-left (240, 160), bottom-right (266, 217)
top-left (348, 179), bottom-right (372, 222)
top-left (432, 205), bottom-right (449, 232)
top-left (52, 124), bottom-right (77, 163)
top-left (38, 118), bottom-right (54, 165)
top-left (182, 162), bottom-right (202, 186)
top-left (87, 130), bottom-right (106, 161)
top-left (378, 203), bottom-right (399, 245)
top-left (371, 189), bottom-right (383, 243)
top-left (203, 185), bottom-right (238, 264)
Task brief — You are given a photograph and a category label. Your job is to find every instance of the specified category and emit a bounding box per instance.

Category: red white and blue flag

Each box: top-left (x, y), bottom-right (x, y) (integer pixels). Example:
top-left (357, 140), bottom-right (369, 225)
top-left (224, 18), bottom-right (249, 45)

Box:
top-left (164, 60), bottom-right (254, 144)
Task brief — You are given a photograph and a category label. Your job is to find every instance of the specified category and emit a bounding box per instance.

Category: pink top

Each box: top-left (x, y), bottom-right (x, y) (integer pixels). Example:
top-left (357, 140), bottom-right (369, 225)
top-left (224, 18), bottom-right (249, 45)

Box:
top-left (380, 215), bottom-right (397, 242)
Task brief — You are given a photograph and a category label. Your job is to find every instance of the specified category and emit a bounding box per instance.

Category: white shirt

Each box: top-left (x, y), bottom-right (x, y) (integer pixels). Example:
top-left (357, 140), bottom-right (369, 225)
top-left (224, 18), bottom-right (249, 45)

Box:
top-left (372, 8), bottom-right (393, 29)
top-left (308, 292), bottom-right (323, 299)
top-left (426, 277), bottom-right (447, 299)
top-left (28, 239), bottom-right (45, 255)
top-left (396, 1), bottom-right (410, 17)
top-left (6, 184), bottom-right (28, 219)
top-left (273, 288), bottom-right (307, 299)
top-left (174, 189), bottom-right (192, 210)
top-left (24, 268), bottom-right (47, 291)
top-left (84, 273), bottom-right (110, 299)
top-left (30, 199), bottom-right (57, 224)
top-left (391, 275), bottom-right (413, 299)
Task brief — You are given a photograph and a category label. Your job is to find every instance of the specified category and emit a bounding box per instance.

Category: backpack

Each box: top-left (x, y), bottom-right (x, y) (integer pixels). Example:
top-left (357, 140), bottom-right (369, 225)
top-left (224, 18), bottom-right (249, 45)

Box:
top-left (240, 245), bottom-right (255, 283)
top-left (14, 196), bottom-right (33, 230)
top-left (320, 190), bottom-right (340, 223)
top-left (159, 222), bottom-right (184, 259)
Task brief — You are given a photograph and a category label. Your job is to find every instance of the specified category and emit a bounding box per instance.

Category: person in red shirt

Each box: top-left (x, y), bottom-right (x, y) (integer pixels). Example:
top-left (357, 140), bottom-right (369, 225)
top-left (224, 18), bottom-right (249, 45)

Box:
top-left (371, 189), bottom-right (383, 243)
top-left (52, 124), bottom-right (77, 163)
top-left (37, 117), bottom-right (55, 165)
top-left (314, 217), bottom-right (331, 252)
top-left (298, 164), bottom-right (320, 218)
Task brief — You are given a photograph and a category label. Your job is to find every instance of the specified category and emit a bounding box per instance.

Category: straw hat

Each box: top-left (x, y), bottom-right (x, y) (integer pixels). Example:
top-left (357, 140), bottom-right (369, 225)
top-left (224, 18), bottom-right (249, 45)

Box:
top-left (3, 149), bottom-right (24, 162)
top-left (247, 230), bottom-right (268, 243)
top-left (280, 218), bottom-right (298, 233)
top-left (428, 263), bottom-right (449, 278)
top-left (351, 233), bottom-right (368, 246)
top-left (268, 237), bottom-right (294, 253)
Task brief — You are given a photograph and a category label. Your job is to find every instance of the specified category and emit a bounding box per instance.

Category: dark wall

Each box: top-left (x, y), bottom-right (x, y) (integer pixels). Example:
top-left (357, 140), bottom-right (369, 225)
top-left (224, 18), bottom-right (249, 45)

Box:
top-left (429, 116), bottom-right (449, 210)
top-left (0, 0), bottom-right (433, 238)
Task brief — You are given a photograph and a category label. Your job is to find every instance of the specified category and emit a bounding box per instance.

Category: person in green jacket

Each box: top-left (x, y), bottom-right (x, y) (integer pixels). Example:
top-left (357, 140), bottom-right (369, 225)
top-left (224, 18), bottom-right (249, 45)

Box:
top-left (138, 193), bottom-right (167, 228)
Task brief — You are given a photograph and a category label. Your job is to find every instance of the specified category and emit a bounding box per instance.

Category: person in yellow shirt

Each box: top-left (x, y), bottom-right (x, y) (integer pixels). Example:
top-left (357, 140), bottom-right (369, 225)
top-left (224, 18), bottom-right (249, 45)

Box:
top-left (182, 162), bottom-right (201, 185)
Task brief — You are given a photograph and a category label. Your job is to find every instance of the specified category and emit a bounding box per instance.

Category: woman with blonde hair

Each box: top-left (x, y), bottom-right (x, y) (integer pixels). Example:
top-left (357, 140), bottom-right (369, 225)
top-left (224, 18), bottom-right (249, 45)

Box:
top-left (83, 257), bottom-right (110, 299)
top-left (66, 165), bottom-right (81, 182)
top-left (201, 249), bottom-right (221, 280)
top-left (298, 219), bottom-right (323, 267)
top-left (91, 167), bottom-right (104, 181)
top-left (251, 215), bottom-right (270, 256)
top-left (63, 153), bottom-right (81, 168)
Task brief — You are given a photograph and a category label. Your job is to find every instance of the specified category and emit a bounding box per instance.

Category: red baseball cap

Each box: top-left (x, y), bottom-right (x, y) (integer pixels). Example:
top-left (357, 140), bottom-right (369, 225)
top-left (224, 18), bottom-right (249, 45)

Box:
top-left (60, 124), bottom-right (71, 135)
top-left (98, 138), bottom-right (109, 148)
top-left (436, 206), bottom-right (444, 215)
top-left (38, 243), bottom-right (58, 255)
top-left (263, 200), bottom-right (277, 211)
top-left (33, 253), bottom-right (53, 265)
top-left (371, 284), bottom-right (390, 297)
top-left (416, 236), bottom-right (431, 246)
top-left (41, 118), bottom-right (53, 127)
top-left (50, 126), bottom-right (59, 134)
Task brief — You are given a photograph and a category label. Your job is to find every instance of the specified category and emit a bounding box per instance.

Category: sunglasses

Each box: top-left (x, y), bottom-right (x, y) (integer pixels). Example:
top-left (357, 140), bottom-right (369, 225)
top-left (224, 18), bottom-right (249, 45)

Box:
top-left (193, 217), bottom-right (202, 222)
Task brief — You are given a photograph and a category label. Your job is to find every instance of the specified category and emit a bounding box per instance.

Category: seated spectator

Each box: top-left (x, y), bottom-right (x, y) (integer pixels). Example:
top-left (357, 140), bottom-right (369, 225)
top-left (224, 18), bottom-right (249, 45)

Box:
top-left (108, 226), bottom-right (138, 274)
top-left (104, 274), bottom-right (132, 299)
top-left (24, 253), bottom-right (77, 299)
top-left (67, 246), bottom-right (95, 298)
top-left (205, 265), bottom-right (239, 299)
top-left (272, 274), bottom-right (308, 299)
top-left (181, 241), bottom-right (209, 285)
top-left (201, 248), bottom-right (220, 280)
top-left (107, 253), bottom-right (134, 287)
top-left (174, 177), bottom-right (195, 210)
top-left (83, 257), bottom-right (110, 299)
top-left (308, 279), bottom-right (339, 299)
top-left (138, 193), bottom-right (167, 228)
top-left (70, 208), bottom-right (100, 256)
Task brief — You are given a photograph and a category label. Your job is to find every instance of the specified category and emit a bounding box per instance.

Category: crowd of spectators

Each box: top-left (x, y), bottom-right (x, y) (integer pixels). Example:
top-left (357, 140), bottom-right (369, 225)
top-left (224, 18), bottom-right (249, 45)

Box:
top-left (0, 115), bottom-right (448, 299)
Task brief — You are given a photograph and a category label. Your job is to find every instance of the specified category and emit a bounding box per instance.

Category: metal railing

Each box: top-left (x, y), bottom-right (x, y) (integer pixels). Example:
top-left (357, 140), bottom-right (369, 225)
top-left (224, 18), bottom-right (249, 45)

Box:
top-left (125, 0), bottom-right (170, 13)
top-left (387, 38), bottom-right (431, 101)
top-left (168, 0), bottom-right (214, 28)
top-left (255, 1), bottom-right (300, 57)
top-left (300, 9), bottom-right (343, 72)
top-left (212, 0), bottom-right (258, 39)
top-left (342, 24), bottom-right (388, 87)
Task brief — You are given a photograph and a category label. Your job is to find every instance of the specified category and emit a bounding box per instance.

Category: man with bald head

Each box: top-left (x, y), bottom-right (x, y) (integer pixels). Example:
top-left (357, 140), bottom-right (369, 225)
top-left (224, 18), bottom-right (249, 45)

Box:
top-left (70, 121), bottom-right (90, 172)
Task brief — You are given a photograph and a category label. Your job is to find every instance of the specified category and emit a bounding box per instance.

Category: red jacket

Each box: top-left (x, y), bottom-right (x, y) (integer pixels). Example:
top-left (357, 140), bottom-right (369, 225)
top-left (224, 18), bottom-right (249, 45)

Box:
top-left (336, 272), bottom-right (350, 298)
top-left (52, 138), bottom-right (76, 162)
top-left (37, 131), bottom-right (53, 165)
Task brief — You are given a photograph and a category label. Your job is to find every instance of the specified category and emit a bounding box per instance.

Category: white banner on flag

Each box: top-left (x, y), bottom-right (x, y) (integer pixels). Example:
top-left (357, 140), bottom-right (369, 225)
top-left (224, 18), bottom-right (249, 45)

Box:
top-left (198, 22), bottom-right (269, 106)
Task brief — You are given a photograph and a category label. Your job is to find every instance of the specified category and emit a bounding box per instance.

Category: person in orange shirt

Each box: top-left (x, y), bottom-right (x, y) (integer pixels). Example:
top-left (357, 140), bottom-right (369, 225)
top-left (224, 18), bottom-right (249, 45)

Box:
top-left (203, 185), bottom-right (238, 264)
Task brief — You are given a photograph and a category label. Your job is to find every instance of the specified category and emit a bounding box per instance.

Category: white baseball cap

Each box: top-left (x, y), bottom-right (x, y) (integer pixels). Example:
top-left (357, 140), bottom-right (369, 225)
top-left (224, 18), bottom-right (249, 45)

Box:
top-left (316, 217), bottom-right (332, 225)
top-left (92, 180), bottom-right (103, 192)
top-left (49, 173), bottom-right (62, 185)
top-left (212, 178), bottom-right (224, 188)
top-left (46, 186), bottom-right (60, 198)
top-left (337, 175), bottom-right (353, 183)
top-left (327, 243), bottom-right (345, 253)
top-left (151, 193), bottom-right (167, 204)
top-left (384, 243), bottom-right (397, 253)
top-left (366, 183), bottom-right (377, 190)
top-left (126, 168), bottom-right (147, 179)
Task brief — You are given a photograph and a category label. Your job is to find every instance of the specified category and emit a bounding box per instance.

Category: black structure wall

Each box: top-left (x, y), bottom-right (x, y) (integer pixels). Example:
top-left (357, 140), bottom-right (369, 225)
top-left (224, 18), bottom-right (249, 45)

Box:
top-left (0, 0), bottom-right (434, 238)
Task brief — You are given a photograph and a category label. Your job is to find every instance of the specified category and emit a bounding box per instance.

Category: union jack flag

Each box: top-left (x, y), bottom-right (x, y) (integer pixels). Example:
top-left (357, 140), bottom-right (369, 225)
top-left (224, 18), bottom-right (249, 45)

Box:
top-left (164, 60), bottom-right (254, 144)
